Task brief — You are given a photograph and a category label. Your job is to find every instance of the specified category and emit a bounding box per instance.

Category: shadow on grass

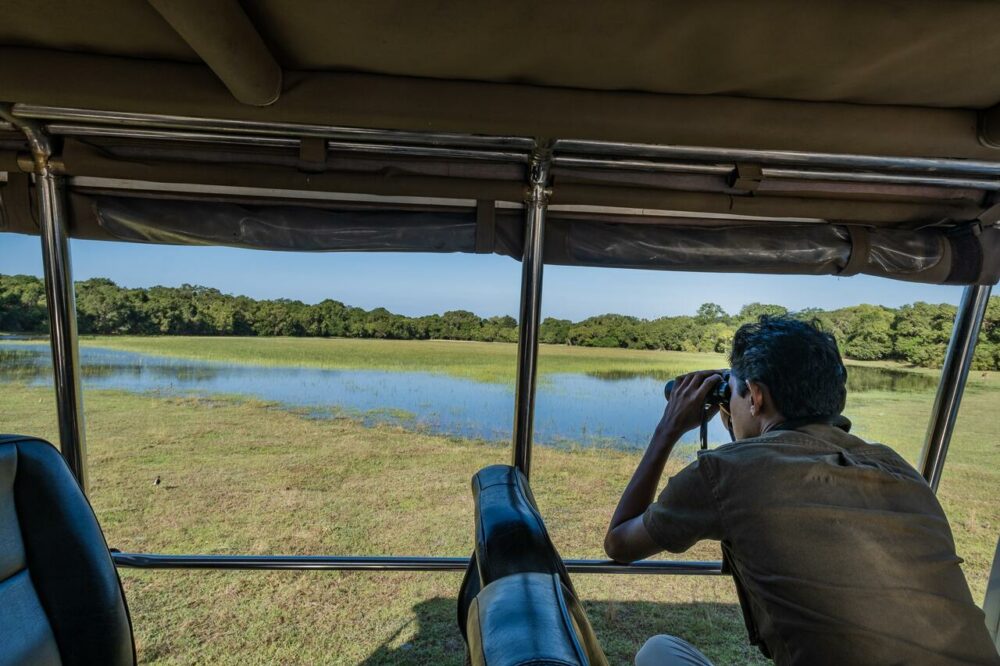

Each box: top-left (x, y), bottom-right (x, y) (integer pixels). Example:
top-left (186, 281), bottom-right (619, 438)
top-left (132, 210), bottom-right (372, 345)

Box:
top-left (359, 597), bottom-right (762, 666)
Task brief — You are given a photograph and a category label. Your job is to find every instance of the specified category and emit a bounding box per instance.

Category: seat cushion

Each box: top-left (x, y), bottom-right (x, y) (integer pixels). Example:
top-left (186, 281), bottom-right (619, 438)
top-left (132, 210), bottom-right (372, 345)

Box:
top-left (0, 435), bottom-right (135, 666)
top-left (467, 573), bottom-right (588, 666)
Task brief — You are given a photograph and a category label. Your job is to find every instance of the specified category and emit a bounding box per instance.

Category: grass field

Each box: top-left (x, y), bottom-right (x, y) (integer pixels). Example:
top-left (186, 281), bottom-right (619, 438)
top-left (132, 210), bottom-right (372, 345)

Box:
top-left (1, 339), bottom-right (997, 665)
top-left (75, 335), bottom-right (730, 384)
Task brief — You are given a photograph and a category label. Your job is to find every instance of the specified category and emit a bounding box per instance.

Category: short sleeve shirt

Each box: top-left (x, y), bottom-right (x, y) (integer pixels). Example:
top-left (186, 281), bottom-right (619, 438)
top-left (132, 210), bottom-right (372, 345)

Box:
top-left (642, 422), bottom-right (1000, 666)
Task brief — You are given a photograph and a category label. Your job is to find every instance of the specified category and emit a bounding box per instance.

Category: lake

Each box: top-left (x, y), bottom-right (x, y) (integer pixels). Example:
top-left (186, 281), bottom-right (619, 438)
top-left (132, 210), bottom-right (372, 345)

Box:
top-left (0, 342), bottom-right (937, 452)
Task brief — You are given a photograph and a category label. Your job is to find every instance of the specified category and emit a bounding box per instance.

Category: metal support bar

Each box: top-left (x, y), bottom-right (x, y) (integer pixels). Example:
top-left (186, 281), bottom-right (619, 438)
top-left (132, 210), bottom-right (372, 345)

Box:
top-left (14, 104), bottom-right (535, 150)
top-left (512, 143), bottom-right (553, 478)
top-left (919, 284), bottom-right (992, 492)
top-left (555, 139), bottom-right (1000, 176)
top-left (0, 105), bottom-right (88, 491)
top-left (110, 552), bottom-right (724, 575)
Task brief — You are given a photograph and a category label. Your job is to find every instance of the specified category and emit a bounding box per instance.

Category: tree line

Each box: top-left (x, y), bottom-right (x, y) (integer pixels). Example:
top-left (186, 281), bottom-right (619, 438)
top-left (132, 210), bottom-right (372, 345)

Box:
top-left (2, 274), bottom-right (999, 370)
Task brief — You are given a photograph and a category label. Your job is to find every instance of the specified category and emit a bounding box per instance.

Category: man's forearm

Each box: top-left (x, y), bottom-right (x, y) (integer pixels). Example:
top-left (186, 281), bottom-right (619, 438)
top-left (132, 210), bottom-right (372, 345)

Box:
top-left (607, 424), bottom-right (681, 532)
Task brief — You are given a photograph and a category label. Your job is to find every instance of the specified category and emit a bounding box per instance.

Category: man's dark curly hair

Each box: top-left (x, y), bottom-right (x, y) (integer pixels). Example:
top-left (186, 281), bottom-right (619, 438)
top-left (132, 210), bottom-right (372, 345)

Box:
top-left (729, 315), bottom-right (847, 420)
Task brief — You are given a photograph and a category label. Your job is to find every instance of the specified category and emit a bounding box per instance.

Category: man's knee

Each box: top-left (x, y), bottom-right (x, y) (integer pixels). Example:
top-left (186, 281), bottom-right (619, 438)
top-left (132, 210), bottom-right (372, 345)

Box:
top-left (635, 634), bottom-right (714, 666)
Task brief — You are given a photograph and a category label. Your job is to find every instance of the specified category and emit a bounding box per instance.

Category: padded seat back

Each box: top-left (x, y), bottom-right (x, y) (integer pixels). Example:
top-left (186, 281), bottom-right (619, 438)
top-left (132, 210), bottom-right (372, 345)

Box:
top-left (0, 435), bottom-right (135, 666)
top-left (459, 465), bottom-right (607, 666)
top-left (472, 464), bottom-right (575, 590)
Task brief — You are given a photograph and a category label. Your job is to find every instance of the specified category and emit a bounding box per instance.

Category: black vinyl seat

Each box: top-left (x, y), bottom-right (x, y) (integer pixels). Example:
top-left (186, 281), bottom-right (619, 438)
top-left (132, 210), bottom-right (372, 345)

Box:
top-left (0, 435), bottom-right (135, 666)
top-left (459, 465), bottom-right (607, 666)
top-left (467, 572), bottom-right (595, 666)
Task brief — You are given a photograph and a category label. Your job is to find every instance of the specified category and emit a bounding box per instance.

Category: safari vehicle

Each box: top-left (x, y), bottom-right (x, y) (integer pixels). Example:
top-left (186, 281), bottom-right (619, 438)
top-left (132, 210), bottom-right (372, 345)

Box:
top-left (2, 2), bottom-right (1000, 664)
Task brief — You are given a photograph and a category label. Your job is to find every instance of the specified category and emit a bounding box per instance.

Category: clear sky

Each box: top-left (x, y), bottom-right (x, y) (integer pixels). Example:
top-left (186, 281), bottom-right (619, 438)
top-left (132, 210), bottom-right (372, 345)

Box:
top-left (0, 233), bottom-right (963, 320)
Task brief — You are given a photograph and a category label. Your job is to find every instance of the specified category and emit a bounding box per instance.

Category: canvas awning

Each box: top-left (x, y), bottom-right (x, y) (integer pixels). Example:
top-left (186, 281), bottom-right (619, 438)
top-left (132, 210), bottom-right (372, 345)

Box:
top-left (2, 1), bottom-right (1000, 284)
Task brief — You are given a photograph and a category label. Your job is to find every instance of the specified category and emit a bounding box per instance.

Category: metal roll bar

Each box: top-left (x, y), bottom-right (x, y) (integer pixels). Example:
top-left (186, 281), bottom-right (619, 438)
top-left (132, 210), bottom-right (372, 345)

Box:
top-left (553, 139), bottom-right (1000, 176)
top-left (13, 104), bottom-right (536, 149)
top-left (110, 552), bottom-right (725, 576)
top-left (4, 101), bottom-right (998, 575)
top-left (0, 105), bottom-right (88, 491)
top-left (919, 284), bottom-right (993, 492)
top-left (511, 143), bottom-right (552, 478)
top-left (15, 105), bottom-right (1000, 191)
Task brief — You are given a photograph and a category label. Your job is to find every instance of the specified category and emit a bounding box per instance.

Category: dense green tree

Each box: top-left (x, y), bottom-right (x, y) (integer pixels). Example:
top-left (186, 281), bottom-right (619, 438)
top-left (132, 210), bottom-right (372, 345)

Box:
top-left (838, 304), bottom-right (897, 361)
top-left (695, 302), bottom-right (727, 323)
top-left (737, 302), bottom-right (789, 324)
top-left (892, 302), bottom-right (956, 367)
top-left (3, 274), bottom-right (999, 370)
top-left (0, 274), bottom-right (48, 332)
top-left (540, 318), bottom-right (572, 344)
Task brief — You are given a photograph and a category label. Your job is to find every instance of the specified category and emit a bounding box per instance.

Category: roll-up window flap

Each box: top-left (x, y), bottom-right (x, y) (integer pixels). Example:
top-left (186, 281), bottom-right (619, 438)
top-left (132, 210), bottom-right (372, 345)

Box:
top-left (87, 195), bottom-right (999, 285)
top-left (94, 196), bottom-right (479, 253)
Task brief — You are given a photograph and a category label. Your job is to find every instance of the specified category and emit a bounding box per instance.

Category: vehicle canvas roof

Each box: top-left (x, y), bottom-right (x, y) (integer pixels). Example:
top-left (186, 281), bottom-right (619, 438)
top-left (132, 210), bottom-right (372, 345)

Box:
top-left (2, 1), bottom-right (1000, 284)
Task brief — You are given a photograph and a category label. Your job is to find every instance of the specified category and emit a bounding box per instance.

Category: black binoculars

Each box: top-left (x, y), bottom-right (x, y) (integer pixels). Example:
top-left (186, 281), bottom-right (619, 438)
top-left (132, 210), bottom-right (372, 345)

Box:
top-left (663, 370), bottom-right (732, 408)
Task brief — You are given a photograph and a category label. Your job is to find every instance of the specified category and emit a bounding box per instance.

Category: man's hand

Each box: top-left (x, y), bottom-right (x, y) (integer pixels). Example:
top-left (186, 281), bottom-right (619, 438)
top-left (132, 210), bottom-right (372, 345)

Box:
top-left (656, 370), bottom-right (725, 441)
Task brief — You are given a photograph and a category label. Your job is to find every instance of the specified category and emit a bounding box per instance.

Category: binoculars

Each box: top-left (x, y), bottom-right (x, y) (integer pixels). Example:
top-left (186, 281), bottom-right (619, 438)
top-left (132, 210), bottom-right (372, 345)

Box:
top-left (663, 370), bottom-right (732, 408)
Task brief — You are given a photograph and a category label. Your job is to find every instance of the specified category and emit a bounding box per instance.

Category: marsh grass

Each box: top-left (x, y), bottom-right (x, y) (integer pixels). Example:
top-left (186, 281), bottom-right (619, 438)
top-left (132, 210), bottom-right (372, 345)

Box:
top-left (0, 341), bottom-right (996, 665)
top-left (75, 336), bottom-right (728, 385)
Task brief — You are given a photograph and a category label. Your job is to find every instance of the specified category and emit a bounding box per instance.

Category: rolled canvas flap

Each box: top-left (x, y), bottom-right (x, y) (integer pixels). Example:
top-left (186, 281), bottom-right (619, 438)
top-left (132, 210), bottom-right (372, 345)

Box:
top-left (94, 196), bottom-right (480, 253)
top-left (91, 195), bottom-right (998, 285)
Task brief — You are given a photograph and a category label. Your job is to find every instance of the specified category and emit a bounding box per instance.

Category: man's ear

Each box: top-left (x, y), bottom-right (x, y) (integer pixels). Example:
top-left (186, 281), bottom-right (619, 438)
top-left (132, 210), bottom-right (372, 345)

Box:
top-left (747, 380), bottom-right (767, 416)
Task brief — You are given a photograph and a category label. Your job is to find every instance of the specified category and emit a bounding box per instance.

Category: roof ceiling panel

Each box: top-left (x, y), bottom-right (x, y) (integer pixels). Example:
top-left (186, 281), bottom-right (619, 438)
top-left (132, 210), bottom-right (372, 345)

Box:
top-left (241, 0), bottom-right (1000, 109)
top-left (0, 0), bottom-right (197, 62)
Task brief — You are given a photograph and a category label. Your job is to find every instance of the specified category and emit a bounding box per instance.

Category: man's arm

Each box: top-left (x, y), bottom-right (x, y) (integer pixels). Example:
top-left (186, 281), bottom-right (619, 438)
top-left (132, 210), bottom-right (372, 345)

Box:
top-left (604, 370), bottom-right (722, 563)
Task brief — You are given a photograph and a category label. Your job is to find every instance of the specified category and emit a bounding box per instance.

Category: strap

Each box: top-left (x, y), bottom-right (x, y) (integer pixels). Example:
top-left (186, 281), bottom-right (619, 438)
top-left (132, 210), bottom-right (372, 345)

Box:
top-left (837, 225), bottom-right (870, 277)
top-left (729, 163), bottom-right (763, 192)
top-left (2, 172), bottom-right (36, 232)
top-left (298, 137), bottom-right (327, 173)
top-left (978, 202), bottom-right (1000, 226)
top-left (945, 222), bottom-right (984, 284)
top-left (475, 200), bottom-right (495, 254)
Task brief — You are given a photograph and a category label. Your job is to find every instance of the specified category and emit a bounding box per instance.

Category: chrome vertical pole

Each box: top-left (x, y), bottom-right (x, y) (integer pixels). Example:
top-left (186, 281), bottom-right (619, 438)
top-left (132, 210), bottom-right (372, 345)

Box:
top-left (1, 106), bottom-right (88, 491)
top-left (512, 142), bottom-right (552, 478)
top-left (919, 284), bottom-right (991, 492)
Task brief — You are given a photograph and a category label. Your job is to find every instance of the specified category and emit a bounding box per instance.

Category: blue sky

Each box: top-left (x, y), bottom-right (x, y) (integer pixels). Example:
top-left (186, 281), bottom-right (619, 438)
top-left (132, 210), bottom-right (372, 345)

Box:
top-left (0, 234), bottom-right (962, 320)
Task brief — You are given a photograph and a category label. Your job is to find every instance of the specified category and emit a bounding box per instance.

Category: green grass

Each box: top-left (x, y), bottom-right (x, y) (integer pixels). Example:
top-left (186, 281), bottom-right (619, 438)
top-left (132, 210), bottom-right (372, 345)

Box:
top-left (75, 335), bottom-right (729, 384)
top-left (0, 341), bottom-right (997, 665)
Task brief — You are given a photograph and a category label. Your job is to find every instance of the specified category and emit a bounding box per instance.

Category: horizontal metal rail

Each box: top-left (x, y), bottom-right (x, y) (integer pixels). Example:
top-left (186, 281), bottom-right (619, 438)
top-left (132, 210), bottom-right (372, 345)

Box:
top-left (47, 124), bottom-right (531, 163)
top-left (17, 105), bottom-right (1000, 182)
top-left (47, 123), bottom-right (298, 147)
top-left (554, 155), bottom-right (733, 175)
top-left (110, 552), bottom-right (725, 575)
top-left (31, 120), bottom-right (1000, 191)
top-left (761, 167), bottom-right (1000, 191)
top-left (14, 104), bottom-right (535, 150)
top-left (555, 156), bottom-right (998, 191)
top-left (554, 139), bottom-right (1000, 176)
top-left (68, 176), bottom-right (482, 208)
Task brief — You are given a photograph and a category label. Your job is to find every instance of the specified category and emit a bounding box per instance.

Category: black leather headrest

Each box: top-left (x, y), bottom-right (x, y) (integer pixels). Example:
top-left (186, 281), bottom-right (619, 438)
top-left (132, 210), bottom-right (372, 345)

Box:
top-left (471, 464), bottom-right (575, 594)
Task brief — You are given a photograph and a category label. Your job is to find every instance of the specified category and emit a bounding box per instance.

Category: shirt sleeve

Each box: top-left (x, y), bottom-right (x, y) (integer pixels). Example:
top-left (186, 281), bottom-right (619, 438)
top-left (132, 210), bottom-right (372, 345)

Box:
top-left (642, 457), bottom-right (723, 553)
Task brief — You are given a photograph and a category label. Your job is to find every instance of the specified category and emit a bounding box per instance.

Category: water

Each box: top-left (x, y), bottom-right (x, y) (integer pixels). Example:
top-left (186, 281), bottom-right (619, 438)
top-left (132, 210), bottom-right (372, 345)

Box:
top-left (0, 343), bottom-right (936, 451)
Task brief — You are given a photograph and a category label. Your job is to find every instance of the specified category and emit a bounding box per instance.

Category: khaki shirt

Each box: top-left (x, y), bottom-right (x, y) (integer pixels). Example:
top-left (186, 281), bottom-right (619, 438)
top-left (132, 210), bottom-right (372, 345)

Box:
top-left (643, 420), bottom-right (1000, 666)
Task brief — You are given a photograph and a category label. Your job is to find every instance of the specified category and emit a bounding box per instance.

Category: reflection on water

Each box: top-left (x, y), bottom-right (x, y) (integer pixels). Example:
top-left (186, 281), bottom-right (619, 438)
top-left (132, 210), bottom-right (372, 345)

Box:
top-left (0, 343), bottom-right (935, 451)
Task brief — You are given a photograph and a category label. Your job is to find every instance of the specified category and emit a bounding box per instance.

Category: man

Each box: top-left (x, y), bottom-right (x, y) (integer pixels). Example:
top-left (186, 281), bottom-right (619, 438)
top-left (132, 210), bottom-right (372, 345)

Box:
top-left (604, 316), bottom-right (999, 666)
